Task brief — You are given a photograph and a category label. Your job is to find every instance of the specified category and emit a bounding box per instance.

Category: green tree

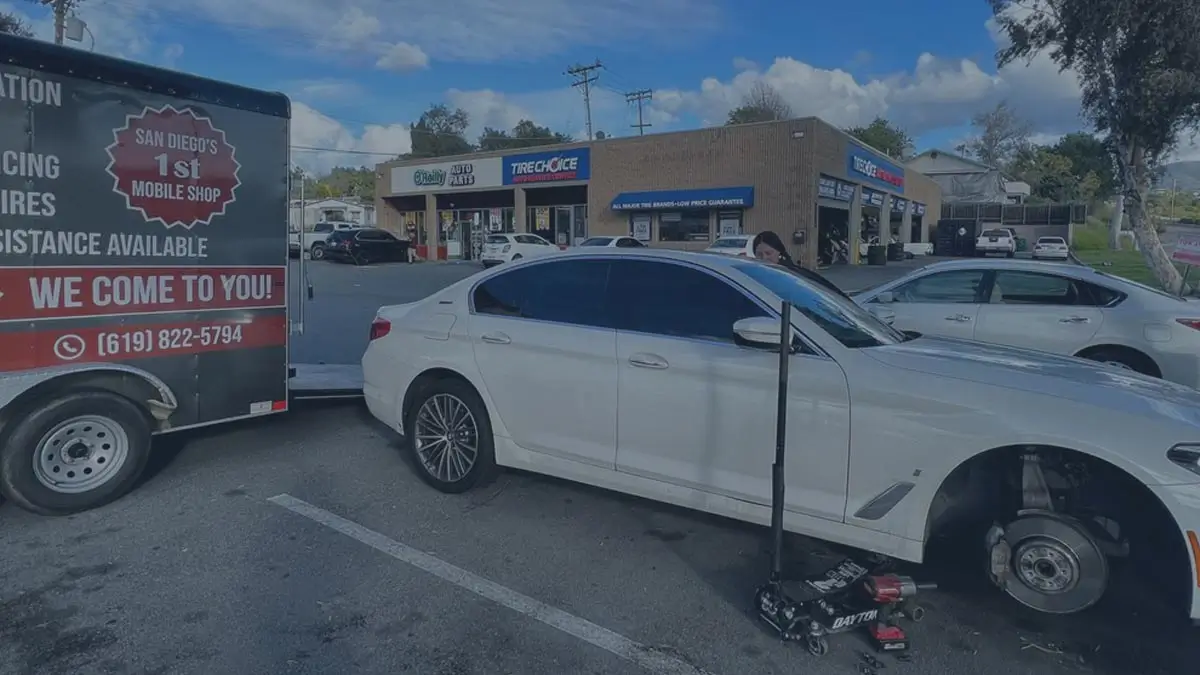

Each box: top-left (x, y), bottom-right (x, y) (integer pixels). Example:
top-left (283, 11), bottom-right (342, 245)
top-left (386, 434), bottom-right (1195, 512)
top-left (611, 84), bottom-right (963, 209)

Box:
top-left (1051, 132), bottom-right (1117, 200)
top-left (320, 166), bottom-right (375, 199)
top-left (1012, 147), bottom-right (1077, 202)
top-left (989, 0), bottom-right (1200, 292)
top-left (1, 12), bottom-right (33, 36)
top-left (726, 81), bottom-right (792, 125)
top-left (959, 101), bottom-right (1033, 170)
top-left (845, 117), bottom-right (914, 159)
top-left (406, 104), bottom-right (472, 158)
top-left (477, 119), bottom-right (573, 152)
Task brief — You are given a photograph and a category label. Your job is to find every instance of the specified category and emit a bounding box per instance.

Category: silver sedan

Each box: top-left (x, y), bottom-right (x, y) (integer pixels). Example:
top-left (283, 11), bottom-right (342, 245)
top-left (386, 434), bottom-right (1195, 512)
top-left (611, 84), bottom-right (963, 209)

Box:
top-left (853, 258), bottom-right (1200, 388)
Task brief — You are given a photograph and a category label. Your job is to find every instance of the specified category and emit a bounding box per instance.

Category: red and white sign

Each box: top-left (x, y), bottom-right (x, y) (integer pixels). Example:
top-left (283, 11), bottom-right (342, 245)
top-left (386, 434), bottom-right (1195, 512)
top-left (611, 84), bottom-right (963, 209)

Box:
top-left (0, 314), bottom-right (286, 372)
top-left (1171, 234), bottom-right (1200, 266)
top-left (0, 266), bottom-right (285, 321)
top-left (105, 105), bottom-right (242, 229)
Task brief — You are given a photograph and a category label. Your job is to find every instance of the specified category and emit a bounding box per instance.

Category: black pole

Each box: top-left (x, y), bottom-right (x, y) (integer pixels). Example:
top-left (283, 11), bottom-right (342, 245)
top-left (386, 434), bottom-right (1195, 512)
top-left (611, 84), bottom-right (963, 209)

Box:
top-left (769, 302), bottom-right (791, 584)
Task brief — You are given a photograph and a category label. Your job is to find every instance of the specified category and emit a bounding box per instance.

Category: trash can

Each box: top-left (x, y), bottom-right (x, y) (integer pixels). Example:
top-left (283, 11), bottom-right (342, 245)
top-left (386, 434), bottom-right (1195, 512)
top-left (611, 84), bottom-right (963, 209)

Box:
top-left (887, 242), bottom-right (905, 261)
top-left (867, 244), bottom-right (888, 266)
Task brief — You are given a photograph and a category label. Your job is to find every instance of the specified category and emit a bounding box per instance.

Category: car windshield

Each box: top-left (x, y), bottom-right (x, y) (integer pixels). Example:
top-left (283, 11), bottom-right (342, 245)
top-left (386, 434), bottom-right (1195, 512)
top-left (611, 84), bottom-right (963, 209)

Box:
top-left (981, 229), bottom-right (1008, 237)
top-left (732, 261), bottom-right (908, 348)
top-left (579, 238), bottom-right (613, 246)
top-left (711, 237), bottom-right (749, 249)
top-left (486, 235), bottom-right (509, 244)
top-left (328, 231), bottom-right (354, 241)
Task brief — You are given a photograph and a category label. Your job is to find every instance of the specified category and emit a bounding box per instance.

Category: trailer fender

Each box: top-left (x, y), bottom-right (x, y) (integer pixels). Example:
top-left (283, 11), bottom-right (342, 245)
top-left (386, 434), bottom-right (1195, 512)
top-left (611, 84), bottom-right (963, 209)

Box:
top-left (0, 364), bottom-right (180, 435)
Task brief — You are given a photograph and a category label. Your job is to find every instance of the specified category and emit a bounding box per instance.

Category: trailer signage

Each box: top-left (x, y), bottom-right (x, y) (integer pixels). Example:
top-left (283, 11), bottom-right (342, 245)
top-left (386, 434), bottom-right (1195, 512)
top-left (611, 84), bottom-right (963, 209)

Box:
top-left (105, 105), bottom-right (241, 229)
top-left (0, 266), bottom-right (285, 321)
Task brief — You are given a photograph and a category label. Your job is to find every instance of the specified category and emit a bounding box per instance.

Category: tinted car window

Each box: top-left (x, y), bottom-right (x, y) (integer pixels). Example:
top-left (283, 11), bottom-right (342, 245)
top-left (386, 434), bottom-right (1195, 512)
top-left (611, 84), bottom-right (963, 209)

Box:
top-left (579, 237), bottom-right (612, 247)
top-left (607, 259), bottom-right (767, 343)
top-left (486, 235), bottom-right (509, 244)
top-left (327, 230), bottom-right (354, 242)
top-left (616, 238), bottom-right (644, 248)
top-left (891, 270), bottom-right (985, 304)
top-left (314, 223), bottom-right (333, 233)
top-left (356, 230), bottom-right (386, 241)
top-left (992, 270), bottom-right (1114, 306)
top-left (473, 260), bottom-right (611, 327)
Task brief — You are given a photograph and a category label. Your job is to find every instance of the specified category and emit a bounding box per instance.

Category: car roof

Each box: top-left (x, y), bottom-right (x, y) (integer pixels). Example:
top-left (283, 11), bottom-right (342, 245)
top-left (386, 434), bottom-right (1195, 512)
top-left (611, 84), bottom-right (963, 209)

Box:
top-left (548, 246), bottom-right (755, 270)
top-left (920, 258), bottom-right (1086, 274)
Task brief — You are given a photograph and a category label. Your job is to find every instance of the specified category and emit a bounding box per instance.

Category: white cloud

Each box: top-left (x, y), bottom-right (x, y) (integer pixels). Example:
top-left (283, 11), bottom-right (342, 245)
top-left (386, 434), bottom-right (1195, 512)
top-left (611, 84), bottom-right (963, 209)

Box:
top-left (648, 6), bottom-right (1083, 139)
top-left (160, 43), bottom-right (184, 68)
top-left (445, 87), bottom-right (631, 143)
top-left (290, 102), bottom-right (411, 174)
top-left (731, 57), bottom-right (758, 72)
top-left (375, 42), bottom-right (429, 72)
top-left (288, 79), bottom-right (366, 101)
top-left (3, 1), bottom-right (157, 61)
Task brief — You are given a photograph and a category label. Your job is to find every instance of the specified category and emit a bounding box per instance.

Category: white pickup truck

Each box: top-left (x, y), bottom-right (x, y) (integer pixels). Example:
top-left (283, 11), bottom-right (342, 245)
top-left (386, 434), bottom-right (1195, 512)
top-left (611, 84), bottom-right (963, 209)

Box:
top-left (975, 227), bottom-right (1016, 257)
top-left (289, 221), bottom-right (362, 259)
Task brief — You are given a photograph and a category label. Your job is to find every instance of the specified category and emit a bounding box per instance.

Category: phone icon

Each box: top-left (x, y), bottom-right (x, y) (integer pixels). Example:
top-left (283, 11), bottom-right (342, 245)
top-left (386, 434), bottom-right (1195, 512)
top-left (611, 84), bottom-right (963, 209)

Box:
top-left (53, 334), bottom-right (86, 361)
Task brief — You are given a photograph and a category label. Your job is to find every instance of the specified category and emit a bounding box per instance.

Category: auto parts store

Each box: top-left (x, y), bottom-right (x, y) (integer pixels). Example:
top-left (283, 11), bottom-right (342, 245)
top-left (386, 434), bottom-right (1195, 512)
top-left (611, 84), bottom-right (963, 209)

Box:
top-left (374, 118), bottom-right (942, 267)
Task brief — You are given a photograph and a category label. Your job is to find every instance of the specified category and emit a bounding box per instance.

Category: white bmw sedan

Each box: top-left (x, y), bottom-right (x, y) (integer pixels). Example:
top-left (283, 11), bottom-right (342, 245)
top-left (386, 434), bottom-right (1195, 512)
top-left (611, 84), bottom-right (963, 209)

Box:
top-left (363, 249), bottom-right (1200, 621)
top-left (853, 258), bottom-right (1200, 389)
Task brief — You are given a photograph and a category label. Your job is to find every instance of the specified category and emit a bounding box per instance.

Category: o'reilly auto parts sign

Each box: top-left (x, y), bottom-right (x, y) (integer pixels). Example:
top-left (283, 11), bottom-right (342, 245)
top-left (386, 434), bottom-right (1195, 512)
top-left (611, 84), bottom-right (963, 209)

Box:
top-left (390, 157), bottom-right (502, 194)
top-left (502, 147), bottom-right (590, 185)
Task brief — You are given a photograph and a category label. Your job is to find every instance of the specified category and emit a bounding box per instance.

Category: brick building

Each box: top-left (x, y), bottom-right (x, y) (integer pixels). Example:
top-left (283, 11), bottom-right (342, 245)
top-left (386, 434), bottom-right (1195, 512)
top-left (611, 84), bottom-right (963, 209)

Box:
top-left (374, 117), bottom-right (942, 268)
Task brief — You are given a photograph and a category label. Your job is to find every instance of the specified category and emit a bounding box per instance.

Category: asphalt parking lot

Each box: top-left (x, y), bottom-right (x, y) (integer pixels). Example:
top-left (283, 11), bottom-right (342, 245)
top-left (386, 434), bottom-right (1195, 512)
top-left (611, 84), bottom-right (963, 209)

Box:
top-left (2, 256), bottom-right (1196, 675)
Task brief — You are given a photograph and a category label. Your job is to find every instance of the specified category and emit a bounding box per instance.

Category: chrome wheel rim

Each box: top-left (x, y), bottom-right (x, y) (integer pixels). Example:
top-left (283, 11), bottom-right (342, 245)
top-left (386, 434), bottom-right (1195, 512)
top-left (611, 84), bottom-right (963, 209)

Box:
top-left (33, 415), bottom-right (130, 494)
top-left (414, 394), bottom-right (479, 482)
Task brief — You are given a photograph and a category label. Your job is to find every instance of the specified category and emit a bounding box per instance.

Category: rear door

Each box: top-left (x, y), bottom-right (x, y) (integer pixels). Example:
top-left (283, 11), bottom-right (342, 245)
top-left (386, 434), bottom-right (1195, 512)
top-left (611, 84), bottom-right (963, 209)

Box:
top-left (973, 269), bottom-right (1103, 354)
top-left (870, 269), bottom-right (988, 339)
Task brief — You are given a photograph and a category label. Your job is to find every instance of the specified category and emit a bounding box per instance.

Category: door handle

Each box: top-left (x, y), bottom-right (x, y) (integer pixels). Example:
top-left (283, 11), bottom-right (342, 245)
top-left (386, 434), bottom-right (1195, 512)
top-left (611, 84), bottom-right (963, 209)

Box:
top-left (944, 314), bottom-right (972, 322)
top-left (1059, 316), bottom-right (1090, 324)
top-left (628, 353), bottom-right (668, 369)
top-left (480, 332), bottom-right (511, 344)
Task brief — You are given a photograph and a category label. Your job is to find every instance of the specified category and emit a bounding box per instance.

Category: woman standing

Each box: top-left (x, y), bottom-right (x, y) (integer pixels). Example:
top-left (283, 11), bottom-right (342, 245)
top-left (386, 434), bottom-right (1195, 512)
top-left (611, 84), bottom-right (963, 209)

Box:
top-left (751, 231), bottom-right (848, 297)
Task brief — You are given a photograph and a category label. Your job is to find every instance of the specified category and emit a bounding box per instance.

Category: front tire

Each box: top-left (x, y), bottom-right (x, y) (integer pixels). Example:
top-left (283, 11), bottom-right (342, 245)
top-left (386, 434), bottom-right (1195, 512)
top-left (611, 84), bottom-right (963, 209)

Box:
top-left (404, 378), bottom-right (498, 494)
top-left (0, 390), bottom-right (153, 516)
top-left (310, 243), bottom-right (326, 260)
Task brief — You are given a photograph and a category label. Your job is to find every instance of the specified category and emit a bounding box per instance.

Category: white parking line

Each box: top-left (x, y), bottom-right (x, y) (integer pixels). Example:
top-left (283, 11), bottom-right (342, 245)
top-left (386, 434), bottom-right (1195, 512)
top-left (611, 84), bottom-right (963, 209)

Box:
top-left (268, 493), bottom-right (715, 675)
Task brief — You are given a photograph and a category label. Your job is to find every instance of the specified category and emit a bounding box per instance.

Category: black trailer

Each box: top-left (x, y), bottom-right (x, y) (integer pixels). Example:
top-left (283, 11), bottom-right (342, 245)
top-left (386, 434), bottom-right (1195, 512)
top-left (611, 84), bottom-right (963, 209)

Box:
top-left (0, 34), bottom-right (359, 516)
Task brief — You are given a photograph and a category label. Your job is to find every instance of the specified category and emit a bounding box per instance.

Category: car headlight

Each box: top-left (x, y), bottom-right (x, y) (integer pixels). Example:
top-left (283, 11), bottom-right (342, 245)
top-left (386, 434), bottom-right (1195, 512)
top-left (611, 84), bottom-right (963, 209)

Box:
top-left (1167, 444), bottom-right (1200, 476)
top-left (502, 244), bottom-right (511, 253)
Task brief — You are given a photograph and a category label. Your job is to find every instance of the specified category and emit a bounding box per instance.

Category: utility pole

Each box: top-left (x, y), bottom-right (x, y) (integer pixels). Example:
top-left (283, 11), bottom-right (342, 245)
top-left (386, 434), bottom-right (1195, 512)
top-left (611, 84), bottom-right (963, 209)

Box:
top-left (41, 0), bottom-right (71, 45)
top-left (626, 89), bottom-right (653, 135)
top-left (566, 60), bottom-right (602, 141)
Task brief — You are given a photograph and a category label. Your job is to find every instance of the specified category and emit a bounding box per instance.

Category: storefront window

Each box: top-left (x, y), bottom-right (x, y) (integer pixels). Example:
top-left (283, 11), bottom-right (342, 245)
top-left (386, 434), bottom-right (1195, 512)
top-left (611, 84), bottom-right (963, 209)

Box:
top-left (716, 210), bottom-right (743, 237)
top-left (573, 205), bottom-right (588, 240)
top-left (658, 209), bottom-right (711, 242)
top-left (401, 211), bottom-right (426, 243)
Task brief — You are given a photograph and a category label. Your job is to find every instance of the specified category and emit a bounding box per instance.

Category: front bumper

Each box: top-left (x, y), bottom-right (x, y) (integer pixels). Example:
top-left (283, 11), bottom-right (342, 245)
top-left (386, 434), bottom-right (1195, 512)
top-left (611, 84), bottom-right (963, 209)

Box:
top-left (1146, 483), bottom-right (1200, 621)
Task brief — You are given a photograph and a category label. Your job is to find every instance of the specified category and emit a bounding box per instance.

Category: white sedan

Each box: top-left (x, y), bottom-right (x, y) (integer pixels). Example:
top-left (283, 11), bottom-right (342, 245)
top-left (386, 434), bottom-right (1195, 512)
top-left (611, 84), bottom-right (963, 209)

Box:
top-left (363, 249), bottom-right (1200, 621)
top-left (577, 236), bottom-right (647, 248)
top-left (703, 234), bottom-right (755, 257)
top-left (479, 233), bottom-right (559, 267)
top-left (853, 258), bottom-right (1200, 389)
top-left (1032, 236), bottom-right (1070, 260)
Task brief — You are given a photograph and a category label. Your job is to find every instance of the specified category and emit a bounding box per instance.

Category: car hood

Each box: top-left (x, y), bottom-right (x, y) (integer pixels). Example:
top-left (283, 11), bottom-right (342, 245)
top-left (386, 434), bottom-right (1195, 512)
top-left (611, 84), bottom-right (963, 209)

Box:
top-left (864, 335), bottom-right (1200, 427)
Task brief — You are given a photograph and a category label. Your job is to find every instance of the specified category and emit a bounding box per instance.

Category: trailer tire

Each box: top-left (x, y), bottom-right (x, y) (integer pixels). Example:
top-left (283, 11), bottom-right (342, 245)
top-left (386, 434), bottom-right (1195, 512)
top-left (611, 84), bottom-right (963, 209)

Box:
top-left (0, 390), bottom-right (152, 516)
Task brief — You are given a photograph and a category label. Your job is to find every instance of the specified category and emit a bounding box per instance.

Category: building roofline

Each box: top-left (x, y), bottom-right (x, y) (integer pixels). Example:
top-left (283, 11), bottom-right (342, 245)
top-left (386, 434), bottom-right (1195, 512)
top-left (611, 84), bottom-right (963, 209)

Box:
top-left (909, 148), bottom-right (998, 173)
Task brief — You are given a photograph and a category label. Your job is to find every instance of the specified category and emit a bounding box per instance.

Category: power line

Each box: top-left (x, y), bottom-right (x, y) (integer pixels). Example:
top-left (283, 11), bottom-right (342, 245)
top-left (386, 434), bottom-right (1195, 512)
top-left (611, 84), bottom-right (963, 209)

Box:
top-left (566, 60), bottom-right (602, 141)
top-left (625, 89), bottom-right (653, 136)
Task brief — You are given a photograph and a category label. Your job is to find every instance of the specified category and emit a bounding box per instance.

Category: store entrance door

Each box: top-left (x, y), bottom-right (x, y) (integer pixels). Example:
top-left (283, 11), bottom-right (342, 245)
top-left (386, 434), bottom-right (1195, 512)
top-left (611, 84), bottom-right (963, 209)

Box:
top-left (553, 207), bottom-right (573, 247)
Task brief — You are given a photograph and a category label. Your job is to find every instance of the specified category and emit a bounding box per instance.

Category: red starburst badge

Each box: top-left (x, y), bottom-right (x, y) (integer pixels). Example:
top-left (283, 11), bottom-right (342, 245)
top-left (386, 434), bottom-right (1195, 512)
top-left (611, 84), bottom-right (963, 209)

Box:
top-left (105, 105), bottom-right (241, 229)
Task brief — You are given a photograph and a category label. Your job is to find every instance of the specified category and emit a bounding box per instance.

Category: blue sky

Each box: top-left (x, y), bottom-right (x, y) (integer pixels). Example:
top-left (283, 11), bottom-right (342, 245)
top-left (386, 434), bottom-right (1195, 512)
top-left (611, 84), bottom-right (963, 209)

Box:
top-left (8, 0), bottom-right (1193, 173)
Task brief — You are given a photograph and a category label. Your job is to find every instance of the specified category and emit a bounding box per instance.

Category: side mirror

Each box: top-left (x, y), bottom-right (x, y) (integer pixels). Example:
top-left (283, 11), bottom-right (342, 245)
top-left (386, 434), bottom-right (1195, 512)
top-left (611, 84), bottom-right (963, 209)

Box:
top-left (733, 316), bottom-right (794, 347)
top-left (868, 306), bottom-right (896, 325)
top-left (874, 291), bottom-right (894, 304)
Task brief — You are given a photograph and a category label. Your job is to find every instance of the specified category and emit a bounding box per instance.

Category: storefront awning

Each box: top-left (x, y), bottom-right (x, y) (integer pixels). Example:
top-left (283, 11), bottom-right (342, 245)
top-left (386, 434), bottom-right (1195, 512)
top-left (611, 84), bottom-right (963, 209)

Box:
top-left (611, 186), bottom-right (754, 211)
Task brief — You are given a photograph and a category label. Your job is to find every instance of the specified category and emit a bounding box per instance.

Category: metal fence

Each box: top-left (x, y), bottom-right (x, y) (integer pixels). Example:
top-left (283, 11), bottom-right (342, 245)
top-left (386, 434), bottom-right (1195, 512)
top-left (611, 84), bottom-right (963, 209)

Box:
top-left (939, 202), bottom-right (1088, 225)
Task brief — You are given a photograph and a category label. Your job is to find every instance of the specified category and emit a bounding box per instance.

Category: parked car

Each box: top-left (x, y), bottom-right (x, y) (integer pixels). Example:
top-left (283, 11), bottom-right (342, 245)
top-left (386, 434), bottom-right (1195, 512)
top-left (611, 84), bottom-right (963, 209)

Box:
top-left (479, 233), bottom-right (559, 267)
top-left (975, 228), bottom-right (1016, 257)
top-left (852, 258), bottom-right (1200, 388)
top-left (704, 234), bottom-right (755, 257)
top-left (578, 236), bottom-right (647, 248)
top-left (362, 248), bottom-right (1200, 621)
top-left (290, 221), bottom-right (363, 260)
top-left (1032, 236), bottom-right (1070, 260)
top-left (322, 228), bottom-right (411, 265)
